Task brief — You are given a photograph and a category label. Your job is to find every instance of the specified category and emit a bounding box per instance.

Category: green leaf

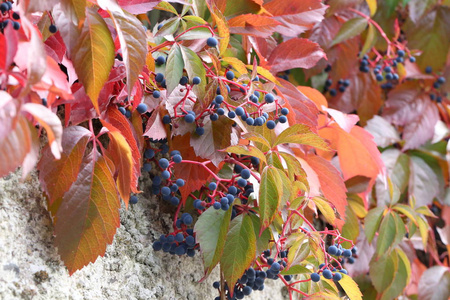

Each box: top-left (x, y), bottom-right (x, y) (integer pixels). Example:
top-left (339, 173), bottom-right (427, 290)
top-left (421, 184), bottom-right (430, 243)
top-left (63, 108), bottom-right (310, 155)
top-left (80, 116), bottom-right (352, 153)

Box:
top-left (71, 7), bottom-right (115, 113)
top-left (279, 152), bottom-right (308, 184)
top-left (287, 237), bottom-right (310, 267)
top-left (364, 206), bottom-right (385, 243)
top-left (259, 166), bottom-right (282, 234)
top-left (273, 124), bottom-right (330, 151)
top-left (249, 214), bottom-right (271, 256)
top-left (379, 249), bottom-right (411, 300)
top-left (155, 17), bottom-right (180, 37)
top-left (417, 216), bottom-right (429, 249)
top-left (155, 1), bottom-right (179, 15)
top-left (393, 204), bottom-right (418, 225)
top-left (182, 15), bottom-right (207, 24)
top-left (242, 132), bottom-right (271, 152)
top-left (313, 196), bottom-right (336, 225)
top-left (177, 27), bottom-right (212, 40)
top-left (370, 250), bottom-right (398, 293)
top-left (220, 214), bottom-right (256, 291)
top-left (109, 9), bottom-right (147, 102)
top-left (376, 211), bottom-right (397, 256)
top-left (53, 151), bottom-right (120, 275)
top-left (339, 274), bottom-right (363, 300)
top-left (194, 206), bottom-right (232, 276)
top-left (281, 264), bottom-right (311, 275)
top-left (180, 45), bottom-right (206, 99)
top-left (225, 145), bottom-right (267, 166)
top-left (331, 17), bottom-right (368, 46)
top-left (165, 44), bottom-right (184, 95)
top-left (341, 206), bottom-right (359, 249)
top-left (416, 205), bottom-right (436, 217)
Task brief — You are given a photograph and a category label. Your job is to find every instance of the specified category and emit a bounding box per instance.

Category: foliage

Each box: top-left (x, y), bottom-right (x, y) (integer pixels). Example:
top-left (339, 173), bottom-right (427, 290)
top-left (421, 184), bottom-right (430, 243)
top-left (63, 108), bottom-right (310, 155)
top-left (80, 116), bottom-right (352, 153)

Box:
top-left (0, 0), bottom-right (449, 299)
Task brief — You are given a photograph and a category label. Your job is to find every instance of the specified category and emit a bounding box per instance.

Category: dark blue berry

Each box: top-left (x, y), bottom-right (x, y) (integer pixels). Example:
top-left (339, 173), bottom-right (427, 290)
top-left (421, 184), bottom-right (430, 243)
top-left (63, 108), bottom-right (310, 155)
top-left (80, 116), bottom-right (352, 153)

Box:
top-left (328, 245), bottom-right (338, 255)
top-left (437, 77), bottom-right (446, 84)
top-left (207, 37), bottom-right (218, 47)
top-left (144, 149), bottom-right (155, 159)
top-left (217, 108), bottom-right (225, 115)
top-left (240, 169), bottom-right (251, 179)
top-left (152, 241), bottom-right (162, 251)
top-left (173, 155), bottom-right (182, 164)
top-left (192, 76), bottom-right (201, 85)
top-left (235, 107), bottom-right (245, 116)
top-left (329, 89), bottom-right (337, 96)
top-left (264, 93), bottom-right (275, 103)
top-left (311, 273), bottom-right (320, 282)
top-left (322, 269), bottom-right (333, 279)
top-left (333, 272), bottom-right (342, 281)
top-left (179, 76), bottom-right (188, 85)
top-left (155, 73), bottom-right (164, 83)
top-left (279, 116), bottom-right (287, 123)
top-left (209, 182), bottom-right (217, 190)
top-left (156, 56), bottom-right (166, 65)
top-left (266, 120), bottom-right (276, 129)
top-left (143, 163), bottom-right (152, 172)
top-left (196, 126), bottom-right (205, 135)
top-left (409, 57), bottom-right (416, 63)
top-left (343, 249), bottom-right (352, 258)
top-left (118, 107), bottom-right (126, 115)
top-left (136, 103), bottom-right (148, 114)
top-left (159, 158), bottom-right (169, 169)
top-left (237, 178), bottom-right (247, 187)
top-left (425, 66), bottom-right (432, 74)
top-left (12, 21), bottom-right (20, 30)
top-left (162, 115), bottom-right (171, 124)
top-left (153, 90), bottom-right (161, 98)
top-left (129, 195), bottom-right (138, 204)
top-left (226, 71), bottom-right (235, 80)
top-left (184, 114), bottom-right (195, 123)
top-left (246, 117), bottom-right (254, 126)
top-left (228, 111), bottom-right (236, 118)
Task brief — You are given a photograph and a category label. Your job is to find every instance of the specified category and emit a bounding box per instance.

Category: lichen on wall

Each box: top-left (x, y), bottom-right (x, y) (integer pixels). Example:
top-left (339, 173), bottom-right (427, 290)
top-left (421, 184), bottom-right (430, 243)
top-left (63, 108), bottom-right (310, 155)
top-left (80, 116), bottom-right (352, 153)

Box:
top-left (0, 171), bottom-right (286, 300)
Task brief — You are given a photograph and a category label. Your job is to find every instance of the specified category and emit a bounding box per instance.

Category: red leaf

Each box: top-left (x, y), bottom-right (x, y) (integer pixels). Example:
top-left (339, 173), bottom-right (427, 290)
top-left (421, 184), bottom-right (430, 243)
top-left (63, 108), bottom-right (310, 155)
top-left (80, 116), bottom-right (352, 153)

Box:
top-left (143, 108), bottom-right (167, 141)
top-left (172, 133), bottom-right (218, 202)
top-left (267, 38), bottom-right (326, 74)
top-left (54, 150), bottom-right (120, 275)
top-left (303, 154), bottom-right (347, 229)
top-left (105, 106), bottom-right (141, 193)
top-left (38, 126), bottom-right (92, 209)
top-left (44, 32), bottom-right (66, 63)
top-left (382, 83), bottom-right (440, 150)
top-left (263, 0), bottom-right (327, 37)
top-left (117, 0), bottom-right (162, 14)
top-left (228, 14), bottom-right (282, 37)
top-left (0, 25), bottom-right (18, 71)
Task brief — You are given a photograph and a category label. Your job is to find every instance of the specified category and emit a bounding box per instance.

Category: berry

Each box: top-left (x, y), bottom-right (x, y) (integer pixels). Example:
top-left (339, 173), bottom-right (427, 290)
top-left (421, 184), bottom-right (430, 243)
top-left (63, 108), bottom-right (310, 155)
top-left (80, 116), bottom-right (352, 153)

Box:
top-left (437, 77), bottom-right (446, 84)
top-left (143, 163), bottom-right (152, 172)
top-left (173, 155), bottom-right (182, 164)
top-left (161, 186), bottom-right (171, 196)
top-left (251, 157), bottom-right (259, 166)
top-left (243, 286), bottom-right (252, 296)
top-left (156, 56), bottom-right (166, 65)
top-left (159, 158), bottom-right (170, 169)
top-left (125, 110), bottom-right (131, 118)
top-left (210, 113), bottom-right (219, 121)
top-left (175, 245), bottom-right (186, 255)
top-left (339, 269), bottom-right (348, 275)
top-left (343, 249), bottom-right (352, 258)
top-left (179, 76), bottom-right (188, 85)
top-left (281, 108), bottom-right (289, 115)
top-left (182, 213), bottom-right (193, 225)
top-left (385, 73), bottom-right (393, 80)
top-left (309, 272), bottom-right (320, 282)
top-left (376, 74), bottom-right (384, 81)
top-left (329, 89), bottom-right (337, 96)
top-left (162, 115), bottom-right (171, 124)
top-left (175, 233), bottom-right (184, 242)
top-left (155, 73), bottom-right (164, 83)
top-left (206, 37), bottom-right (218, 47)
top-left (338, 85), bottom-right (346, 92)
top-left (152, 241), bottom-right (162, 251)
top-left (209, 182), bottom-right (217, 190)
top-left (284, 275), bottom-right (292, 281)
top-left (333, 272), bottom-right (342, 281)
top-left (12, 21), bottom-right (20, 30)
top-left (0, 3), bottom-right (8, 13)
top-left (192, 76), bottom-right (201, 85)
top-left (397, 50), bottom-right (405, 57)
top-left (184, 114), bottom-right (195, 123)
top-left (215, 95), bottom-right (224, 104)
top-left (235, 107), bottom-right (245, 116)
top-left (213, 202), bottom-right (221, 210)
top-left (240, 169), bottom-right (251, 179)
top-left (196, 126), bottom-right (205, 135)
top-left (266, 120), bottom-right (276, 129)
top-left (226, 71), bottom-right (235, 80)
top-left (217, 108), bottom-right (225, 115)
top-left (228, 111), bottom-right (236, 118)
top-left (246, 117), bottom-right (254, 126)
top-left (118, 107), bottom-right (126, 115)
top-left (270, 262), bottom-right (281, 272)
top-left (322, 269), bottom-right (333, 279)
top-left (144, 149), bottom-right (155, 159)
top-left (129, 195), bottom-right (138, 204)
top-left (161, 170), bottom-right (171, 179)
top-left (237, 178), bottom-right (247, 187)
top-left (136, 103), bottom-right (148, 114)
top-left (213, 281), bottom-right (220, 289)
top-left (153, 90), bottom-right (161, 98)
top-left (170, 196), bottom-right (180, 206)
top-left (425, 66), bottom-right (432, 74)
top-left (384, 66), bottom-right (391, 73)
top-left (409, 57), bottom-right (416, 63)
top-left (279, 116), bottom-right (287, 123)
top-left (347, 257), bottom-right (355, 264)
top-left (264, 93), bottom-right (275, 103)
top-left (228, 186), bottom-right (238, 195)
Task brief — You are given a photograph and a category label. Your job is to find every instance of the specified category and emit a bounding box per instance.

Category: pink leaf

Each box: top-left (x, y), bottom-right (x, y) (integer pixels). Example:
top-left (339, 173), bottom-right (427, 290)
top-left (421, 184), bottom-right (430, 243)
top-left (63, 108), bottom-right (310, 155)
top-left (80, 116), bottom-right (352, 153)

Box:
top-left (267, 38), bottom-right (326, 74)
top-left (0, 25), bottom-right (18, 71)
top-left (117, 0), bottom-right (162, 14)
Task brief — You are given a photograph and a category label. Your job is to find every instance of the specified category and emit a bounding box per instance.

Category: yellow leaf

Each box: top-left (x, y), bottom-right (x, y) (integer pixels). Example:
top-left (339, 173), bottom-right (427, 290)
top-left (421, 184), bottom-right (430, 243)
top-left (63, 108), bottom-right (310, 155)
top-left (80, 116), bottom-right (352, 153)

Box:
top-left (246, 65), bottom-right (281, 85)
top-left (365, 0), bottom-right (377, 16)
top-left (340, 274), bottom-right (363, 300)
top-left (210, 8), bottom-right (229, 55)
top-left (222, 56), bottom-right (247, 75)
top-left (313, 196), bottom-right (336, 225)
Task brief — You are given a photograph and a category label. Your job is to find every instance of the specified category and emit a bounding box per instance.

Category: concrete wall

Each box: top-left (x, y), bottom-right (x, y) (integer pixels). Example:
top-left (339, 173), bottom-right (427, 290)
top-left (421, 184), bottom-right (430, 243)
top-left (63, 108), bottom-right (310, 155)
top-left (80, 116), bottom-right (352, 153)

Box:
top-left (0, 171), bottom-right (286, 300)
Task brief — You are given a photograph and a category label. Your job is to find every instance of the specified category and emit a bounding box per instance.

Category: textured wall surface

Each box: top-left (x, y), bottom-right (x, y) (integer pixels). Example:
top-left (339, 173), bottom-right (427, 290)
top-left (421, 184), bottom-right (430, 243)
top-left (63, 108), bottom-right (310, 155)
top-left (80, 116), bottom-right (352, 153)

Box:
top-left (0, 171), bottom-right (287, 300)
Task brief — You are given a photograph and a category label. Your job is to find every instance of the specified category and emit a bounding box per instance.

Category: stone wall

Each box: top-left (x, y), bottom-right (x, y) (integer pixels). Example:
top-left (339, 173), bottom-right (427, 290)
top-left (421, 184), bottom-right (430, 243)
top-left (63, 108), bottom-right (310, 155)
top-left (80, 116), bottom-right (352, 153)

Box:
top-left (0, 171), bottom-right (286, 300)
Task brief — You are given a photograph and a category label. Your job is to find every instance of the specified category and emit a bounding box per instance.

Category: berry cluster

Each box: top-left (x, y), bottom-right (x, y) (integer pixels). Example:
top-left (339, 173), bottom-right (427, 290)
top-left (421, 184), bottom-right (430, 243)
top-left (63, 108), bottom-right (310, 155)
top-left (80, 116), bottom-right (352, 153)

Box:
top-left (309, 245), bottom-right (358, 283)
top-left (0, 1), bottom-right (20, 31)
top-left (152, 225), bottom-right (197, 257)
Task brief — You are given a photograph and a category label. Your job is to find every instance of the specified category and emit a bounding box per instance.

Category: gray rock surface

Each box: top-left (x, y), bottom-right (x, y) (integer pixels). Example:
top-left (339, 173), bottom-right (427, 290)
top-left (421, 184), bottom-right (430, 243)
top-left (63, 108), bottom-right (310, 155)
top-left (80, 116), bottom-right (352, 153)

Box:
top-left (0, 171), bottom-right (287, 300)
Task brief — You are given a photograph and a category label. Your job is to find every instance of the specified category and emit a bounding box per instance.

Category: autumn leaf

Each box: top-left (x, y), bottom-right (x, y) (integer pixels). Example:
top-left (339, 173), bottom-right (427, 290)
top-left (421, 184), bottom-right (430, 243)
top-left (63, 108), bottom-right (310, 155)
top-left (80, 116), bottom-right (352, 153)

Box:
top-left (267, 38), bottom-right (326, 74)
top-left (228, 14), bottom-right (282, 38)
top-left (117, 0), bottom-right (162, 14)
top-left (71, 7), bottom-right (115, 113)
top-left (172, 133), bottom-right (218, 201)
top-left (109, 9), bottom-right (147, 98)
top-left (53, 150), bottom-right (120, 275)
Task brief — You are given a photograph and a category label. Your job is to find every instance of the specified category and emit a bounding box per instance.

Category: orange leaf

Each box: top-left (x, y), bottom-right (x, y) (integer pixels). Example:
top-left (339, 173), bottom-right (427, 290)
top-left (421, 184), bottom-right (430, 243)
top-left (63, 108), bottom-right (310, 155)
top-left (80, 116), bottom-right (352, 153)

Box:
top-left (319, 125), bottom-right (384, 182)
top-left (172, 133), bottom-right (219, 202)
top-left (301, 153), bottom-right (347, 229)
top-left (228, 14), bottom-right (282, 37)
top-left (102, 121), bottom-right (134, 208)
top-left (54, 151), bottom-right (120, 275)
top-left (105, 106), bottom-right (141, 193)
top-left (297, 86), bottom-right (328, 111)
